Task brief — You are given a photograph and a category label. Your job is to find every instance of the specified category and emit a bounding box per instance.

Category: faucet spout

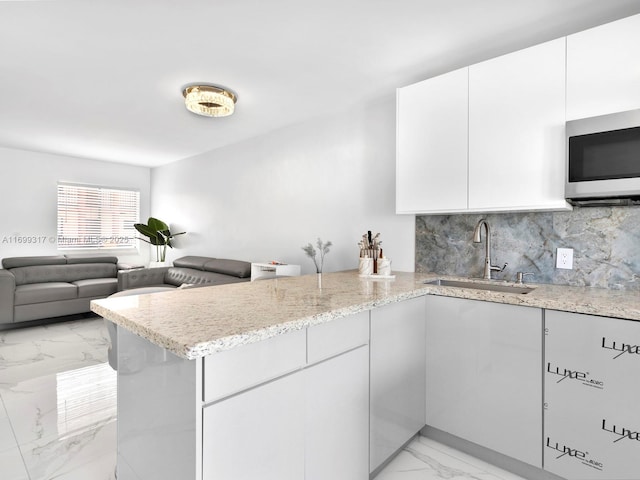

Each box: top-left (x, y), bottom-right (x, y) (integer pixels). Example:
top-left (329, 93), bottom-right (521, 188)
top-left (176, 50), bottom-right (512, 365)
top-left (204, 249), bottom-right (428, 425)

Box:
top-left (473, 219), bottom-right (490, 245)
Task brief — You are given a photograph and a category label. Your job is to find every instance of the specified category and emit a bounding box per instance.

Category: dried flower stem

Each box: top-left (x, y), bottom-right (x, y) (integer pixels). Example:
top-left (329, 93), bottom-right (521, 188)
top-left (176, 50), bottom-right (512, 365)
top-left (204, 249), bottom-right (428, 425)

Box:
top-left (302, 238), bottom-right (332, 273)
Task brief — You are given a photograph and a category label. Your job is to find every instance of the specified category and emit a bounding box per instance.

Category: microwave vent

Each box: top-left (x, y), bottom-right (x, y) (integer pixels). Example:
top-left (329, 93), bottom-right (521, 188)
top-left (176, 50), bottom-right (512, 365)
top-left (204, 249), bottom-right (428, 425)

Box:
top-left (567, 196), bottom-right (640, 207)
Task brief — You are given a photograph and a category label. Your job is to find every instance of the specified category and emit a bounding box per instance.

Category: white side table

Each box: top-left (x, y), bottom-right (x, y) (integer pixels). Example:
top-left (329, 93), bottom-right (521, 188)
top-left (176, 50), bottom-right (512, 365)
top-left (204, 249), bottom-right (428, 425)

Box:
top-left (251, 263), bottom-right (301, 281)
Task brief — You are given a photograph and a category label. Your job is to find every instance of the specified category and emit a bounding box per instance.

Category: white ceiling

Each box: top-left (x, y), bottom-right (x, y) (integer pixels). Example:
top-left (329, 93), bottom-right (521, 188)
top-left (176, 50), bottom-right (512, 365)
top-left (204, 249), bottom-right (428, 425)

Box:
top-left (1, 0), bottom-right (640, 167)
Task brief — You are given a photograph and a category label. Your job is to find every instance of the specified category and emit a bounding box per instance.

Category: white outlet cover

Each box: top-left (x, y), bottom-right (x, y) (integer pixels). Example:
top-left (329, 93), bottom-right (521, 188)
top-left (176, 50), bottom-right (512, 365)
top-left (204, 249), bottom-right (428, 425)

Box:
top-left (556, 248), bottom-right (574, 269)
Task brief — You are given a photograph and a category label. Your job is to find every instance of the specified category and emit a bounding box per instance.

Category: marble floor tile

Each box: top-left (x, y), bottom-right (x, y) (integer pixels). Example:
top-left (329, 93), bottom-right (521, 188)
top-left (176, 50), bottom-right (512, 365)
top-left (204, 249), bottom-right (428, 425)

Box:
top-left (0, 398), bottom-right (18, 453)
top-left (0, 318), bottom-right (116, 480)
top-left (375, 436), bottom-right (527, 480)
top-left (0, 319), bottom-right (109, 392)
top-left (19, 418), bottom-right (116, 480)
top-left (377, 449), bottom-right (484, 480)
top-left (415, 437), bottom-right (528, 480)
top-left (2, 373), bottom-right (61, 446)
top-left (2, 362), bottom-right (116, 446)
top-left (66, 317), bottom-right (112, 356)
top-left (0, 445), bottom-right (30, 480)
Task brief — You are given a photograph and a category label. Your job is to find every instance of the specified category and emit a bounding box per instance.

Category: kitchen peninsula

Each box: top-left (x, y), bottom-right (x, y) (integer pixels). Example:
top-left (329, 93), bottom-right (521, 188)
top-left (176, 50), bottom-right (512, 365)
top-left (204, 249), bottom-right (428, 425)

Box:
top-left (91, 271), bottom-right (640, 480)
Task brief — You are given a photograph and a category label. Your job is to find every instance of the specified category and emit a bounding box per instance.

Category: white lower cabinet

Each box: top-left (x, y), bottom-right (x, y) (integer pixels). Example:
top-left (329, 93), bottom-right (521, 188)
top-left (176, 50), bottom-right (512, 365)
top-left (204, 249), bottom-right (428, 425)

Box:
top-left (202, 312), bottom-right (370, 480)
top-left (544, 310), bottom-right (640, 480)
top-left (425, 295), bottom-right (542, 467)
top-left (305, 345), bottom-right (369, 480)
top-left (370, 296), bottom-right (426, 472)
top-left (117, 327), bottom-right (200, 480)
top-left (202, 369), bottom-right (306, 480)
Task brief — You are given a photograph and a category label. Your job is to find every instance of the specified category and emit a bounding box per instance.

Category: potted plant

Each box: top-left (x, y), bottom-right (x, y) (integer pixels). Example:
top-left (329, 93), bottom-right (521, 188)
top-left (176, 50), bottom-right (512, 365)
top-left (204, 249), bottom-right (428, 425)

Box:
top-left (134, 217), bottom-right (186, 266)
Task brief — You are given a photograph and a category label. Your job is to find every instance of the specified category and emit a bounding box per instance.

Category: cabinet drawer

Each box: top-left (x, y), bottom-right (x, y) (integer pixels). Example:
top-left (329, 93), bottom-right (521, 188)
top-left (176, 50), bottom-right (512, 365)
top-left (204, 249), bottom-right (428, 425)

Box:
top-left (307, 311), bottom-right (369, 364)
top-left (203, 329), bottom-right (306, 403)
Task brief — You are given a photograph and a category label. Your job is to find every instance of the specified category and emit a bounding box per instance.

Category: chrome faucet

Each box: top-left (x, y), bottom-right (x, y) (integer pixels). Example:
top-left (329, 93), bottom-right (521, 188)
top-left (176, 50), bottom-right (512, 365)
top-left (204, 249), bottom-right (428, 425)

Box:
top-left (473, 219), bottom-right (507, 280)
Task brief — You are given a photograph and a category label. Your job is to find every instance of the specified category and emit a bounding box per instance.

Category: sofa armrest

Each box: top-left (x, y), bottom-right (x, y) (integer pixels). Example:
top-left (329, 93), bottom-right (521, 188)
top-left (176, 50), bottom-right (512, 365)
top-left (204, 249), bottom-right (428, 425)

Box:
top-left (0, 270), bottom-right (15, 324)
top-left (117, 262), bottom-right (145, 271)
top-left (117, 267), bottom-right (170, 291)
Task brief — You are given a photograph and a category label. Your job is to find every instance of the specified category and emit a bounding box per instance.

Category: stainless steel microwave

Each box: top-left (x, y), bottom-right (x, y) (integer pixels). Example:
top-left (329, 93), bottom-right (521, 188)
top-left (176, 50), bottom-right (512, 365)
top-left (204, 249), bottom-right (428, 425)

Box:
top-left (566, 108), bottom-right (640, 206)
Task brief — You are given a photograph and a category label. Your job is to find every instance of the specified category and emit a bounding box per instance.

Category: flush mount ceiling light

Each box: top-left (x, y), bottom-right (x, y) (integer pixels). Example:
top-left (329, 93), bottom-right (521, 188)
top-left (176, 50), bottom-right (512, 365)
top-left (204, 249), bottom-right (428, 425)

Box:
top-left (182, 85), bottom-right (237, 117)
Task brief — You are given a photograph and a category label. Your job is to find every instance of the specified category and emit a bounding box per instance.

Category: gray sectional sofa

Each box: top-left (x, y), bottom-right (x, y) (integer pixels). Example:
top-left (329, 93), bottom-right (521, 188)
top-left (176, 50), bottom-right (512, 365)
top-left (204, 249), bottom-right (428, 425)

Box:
top-left (0, 255), bottom-right (121, 327)
top-left (117, 255), bottom-right (252, 291)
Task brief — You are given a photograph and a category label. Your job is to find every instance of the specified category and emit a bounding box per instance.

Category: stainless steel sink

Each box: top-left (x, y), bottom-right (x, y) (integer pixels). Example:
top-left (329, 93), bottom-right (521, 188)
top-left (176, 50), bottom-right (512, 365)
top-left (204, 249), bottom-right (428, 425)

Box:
top-left (424, 278), bottom-right (534, 295)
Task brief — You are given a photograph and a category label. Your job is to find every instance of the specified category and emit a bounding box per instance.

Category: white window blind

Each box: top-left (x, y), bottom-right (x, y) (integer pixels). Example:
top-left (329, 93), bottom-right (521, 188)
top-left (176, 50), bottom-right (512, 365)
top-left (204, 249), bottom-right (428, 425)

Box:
top-left (57, 182), bottom-right (140, 250)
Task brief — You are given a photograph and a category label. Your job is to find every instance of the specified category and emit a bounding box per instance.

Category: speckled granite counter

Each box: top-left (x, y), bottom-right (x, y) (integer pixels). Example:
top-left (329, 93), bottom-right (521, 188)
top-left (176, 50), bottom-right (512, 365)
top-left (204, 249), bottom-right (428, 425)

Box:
top-left (91, 270), bottom-right (640, 359)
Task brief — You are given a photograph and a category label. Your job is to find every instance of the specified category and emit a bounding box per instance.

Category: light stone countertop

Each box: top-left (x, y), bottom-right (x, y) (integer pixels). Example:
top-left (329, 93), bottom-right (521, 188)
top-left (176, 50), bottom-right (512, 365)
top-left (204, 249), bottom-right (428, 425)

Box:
top-left (90, 270), bottom-right (640, 360)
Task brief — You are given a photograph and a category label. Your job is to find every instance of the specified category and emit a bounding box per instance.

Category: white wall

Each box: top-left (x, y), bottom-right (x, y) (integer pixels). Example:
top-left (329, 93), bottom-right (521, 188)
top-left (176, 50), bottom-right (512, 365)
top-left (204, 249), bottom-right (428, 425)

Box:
top-left (0, 147), bottom-right (151, 264)
top-left (151, 96), bottom-right (415, 274)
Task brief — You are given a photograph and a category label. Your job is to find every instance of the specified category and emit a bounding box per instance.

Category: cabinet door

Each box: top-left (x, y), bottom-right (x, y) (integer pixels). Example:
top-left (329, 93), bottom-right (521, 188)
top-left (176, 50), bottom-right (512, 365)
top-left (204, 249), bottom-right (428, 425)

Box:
top-left (305, 345), bottom-right (369, 480)
top-left (202, 371), bottom-right (305, 480)
top-left (117, 327), bottom-right (199, 480)
top-left (425, 295), bottom-right (542, 467)
top-left (567, 14), bottom-right (640, 120)
top-left (396, 67), bottom-right (469, 213)
top-left (370, 296), bottom-right (426, 472)
top-left (544, 310), bottom-right (640, 480)
top-left (469, 38), bottom-right (568, 212)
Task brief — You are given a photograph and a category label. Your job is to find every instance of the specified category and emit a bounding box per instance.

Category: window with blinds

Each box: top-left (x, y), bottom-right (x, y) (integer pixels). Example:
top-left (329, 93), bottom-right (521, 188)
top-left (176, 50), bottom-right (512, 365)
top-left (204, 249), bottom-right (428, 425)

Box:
top-left (57, 182), bottom-right (140, 250)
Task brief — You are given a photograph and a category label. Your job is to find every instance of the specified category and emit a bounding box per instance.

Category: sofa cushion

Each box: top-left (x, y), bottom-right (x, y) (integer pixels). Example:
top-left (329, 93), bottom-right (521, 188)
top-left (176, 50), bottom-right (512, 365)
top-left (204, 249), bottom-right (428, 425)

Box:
top-left (203, 259), bottom-right (251, 278)
top-left (172, 256), bottom-right (214, 271)
top-left (2, 256), bottom-right (66, 269)
top-left (11, 263), bottom-right (118, 285)
top-left (73, 278), bottom-right (118, 298)
top-left (65, 255), bottom-right (118, 265)
top-left (165, 267), bottom-right (248, 287)
top-left (15, 282), bottom-right (77, 305)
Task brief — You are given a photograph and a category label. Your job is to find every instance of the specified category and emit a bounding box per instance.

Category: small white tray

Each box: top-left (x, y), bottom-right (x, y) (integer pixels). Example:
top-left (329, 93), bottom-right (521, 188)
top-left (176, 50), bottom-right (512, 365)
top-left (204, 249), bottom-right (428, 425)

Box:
top-left (359, 274), bottom-right (396, 280)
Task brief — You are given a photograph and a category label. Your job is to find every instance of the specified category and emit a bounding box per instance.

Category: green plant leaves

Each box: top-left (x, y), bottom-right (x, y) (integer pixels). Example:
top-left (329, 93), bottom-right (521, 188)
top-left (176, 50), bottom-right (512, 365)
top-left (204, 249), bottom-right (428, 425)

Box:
top-left (134, 221), bottom-right (163, 245)
top-left (134, 217), bottom-right (186, 260)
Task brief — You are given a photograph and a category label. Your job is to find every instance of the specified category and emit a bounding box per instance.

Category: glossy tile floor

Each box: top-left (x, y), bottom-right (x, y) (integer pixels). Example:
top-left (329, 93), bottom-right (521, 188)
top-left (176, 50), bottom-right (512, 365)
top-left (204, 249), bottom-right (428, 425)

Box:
top-left (377, 436), bottom-right (527, 480)
top-left (0, 316), bottom-right (116, 480)
top-left (0, 317), bottom-right (526, 480)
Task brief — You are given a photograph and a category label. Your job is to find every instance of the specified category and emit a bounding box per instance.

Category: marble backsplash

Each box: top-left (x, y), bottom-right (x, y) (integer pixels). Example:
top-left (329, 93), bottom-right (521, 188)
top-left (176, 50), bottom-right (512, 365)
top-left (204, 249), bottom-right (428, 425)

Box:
top-left (415, 207), bottom-right (640, 291)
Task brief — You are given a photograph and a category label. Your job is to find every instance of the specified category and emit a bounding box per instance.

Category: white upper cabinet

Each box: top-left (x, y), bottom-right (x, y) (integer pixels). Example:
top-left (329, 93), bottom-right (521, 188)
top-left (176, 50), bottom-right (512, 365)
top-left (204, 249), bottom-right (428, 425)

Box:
top-left (396, 38), bottom-right (570, 214)
top-left (397, 14), bottom-right (640, 214)
top-left (567, 14), bottom-right (640, 121)
top-left (396, 67), bottom-right (469, 213)
top-left (468, 38), bottom-right (568, 212)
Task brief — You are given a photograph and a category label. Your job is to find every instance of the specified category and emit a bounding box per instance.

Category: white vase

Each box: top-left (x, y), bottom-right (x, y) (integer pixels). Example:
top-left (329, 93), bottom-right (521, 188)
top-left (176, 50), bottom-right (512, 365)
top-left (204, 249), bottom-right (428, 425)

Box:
top-left (317, 272), bottom-right (322, 289)
top-left (358, 257), bottom-right (373, 275)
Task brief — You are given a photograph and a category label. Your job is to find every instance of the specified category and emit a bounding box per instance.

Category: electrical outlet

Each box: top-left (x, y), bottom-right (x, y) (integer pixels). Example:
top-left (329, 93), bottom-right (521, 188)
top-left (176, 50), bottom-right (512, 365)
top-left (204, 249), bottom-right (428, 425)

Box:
top-left (556, 248), bottom-right (574, 269)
